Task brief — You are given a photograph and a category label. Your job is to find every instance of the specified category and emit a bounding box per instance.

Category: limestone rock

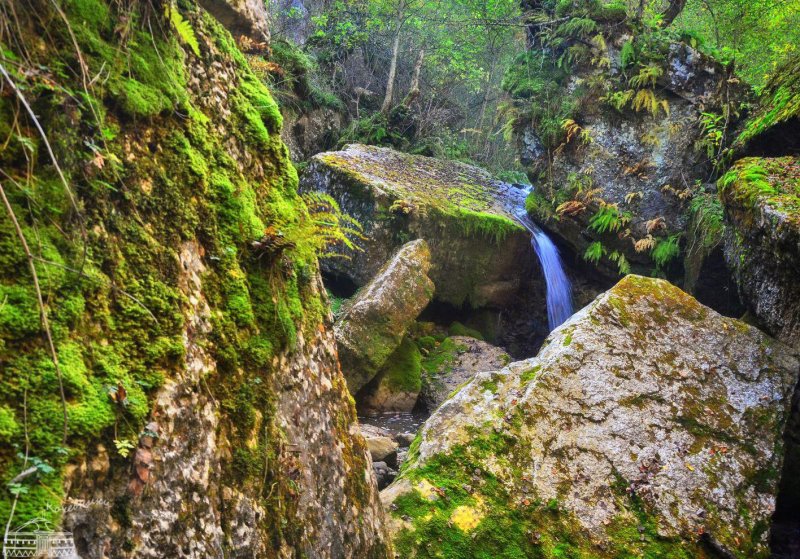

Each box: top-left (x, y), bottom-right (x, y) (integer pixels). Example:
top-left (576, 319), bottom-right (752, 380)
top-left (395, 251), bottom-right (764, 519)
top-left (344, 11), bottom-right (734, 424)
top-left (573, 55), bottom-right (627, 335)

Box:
top-left (301, 144), bottom-right (535, 308)
top-left (335, 239), bottom-right (435, 393)
top-left (720, 156), bottom-right (800, 349)
top-left (383, 275), bottom-right (799, 558)
top-left (419, 336), bottom-right (510, 412)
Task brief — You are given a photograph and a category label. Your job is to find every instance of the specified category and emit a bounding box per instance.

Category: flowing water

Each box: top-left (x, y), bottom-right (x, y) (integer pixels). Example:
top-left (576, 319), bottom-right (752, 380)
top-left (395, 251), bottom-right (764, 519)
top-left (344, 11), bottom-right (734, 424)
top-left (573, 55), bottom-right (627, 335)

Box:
top-left (502, 183), bottom-right (574, 331)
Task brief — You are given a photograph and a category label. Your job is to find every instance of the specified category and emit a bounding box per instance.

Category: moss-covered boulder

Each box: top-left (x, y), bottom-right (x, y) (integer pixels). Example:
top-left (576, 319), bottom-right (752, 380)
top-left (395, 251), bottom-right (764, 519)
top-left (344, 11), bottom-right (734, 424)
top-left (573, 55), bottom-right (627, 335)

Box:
top-left (419, 336), bottom-right (510, 413)
top-left (719, 156), bottom-right (800, 349)
top-left (336, 239), bottom-right (434, 393)
top-left (382, 275), bottom-right (799, 558)
top-left (359, 337), bottom-right (423, 412)
top-left (301, 144), bottom-right (534, 308)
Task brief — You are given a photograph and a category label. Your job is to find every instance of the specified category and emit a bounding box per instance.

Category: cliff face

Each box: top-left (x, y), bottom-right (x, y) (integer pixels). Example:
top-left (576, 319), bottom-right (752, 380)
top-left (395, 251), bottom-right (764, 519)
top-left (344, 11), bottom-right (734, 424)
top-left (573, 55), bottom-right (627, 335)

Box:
top-left (0, 1), bottom-right (386, 556)
top-left (509, 1), bottom-right (743, 281)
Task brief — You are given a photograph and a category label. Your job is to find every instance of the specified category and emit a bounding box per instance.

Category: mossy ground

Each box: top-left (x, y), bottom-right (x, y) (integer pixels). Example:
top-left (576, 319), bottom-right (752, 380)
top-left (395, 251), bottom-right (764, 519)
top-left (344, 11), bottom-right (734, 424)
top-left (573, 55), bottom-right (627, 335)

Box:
top-left (0, 0), bottom-right (339, 542)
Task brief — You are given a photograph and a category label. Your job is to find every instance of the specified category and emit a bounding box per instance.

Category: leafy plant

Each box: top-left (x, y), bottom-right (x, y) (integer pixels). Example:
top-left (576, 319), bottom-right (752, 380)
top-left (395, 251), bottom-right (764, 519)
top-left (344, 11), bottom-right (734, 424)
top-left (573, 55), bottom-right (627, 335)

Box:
top-left (609, 251), bottom-right (631, 275)
top-left (114, 438), bottom-right (137, 458)
top-left (164, 3), bottom-right (200, 56)
top-left (583, 241), bottom-right (606, 264)
top-left (651, 234), bottom-right (681, 269)
top-left (588, 204), bottom-right (630, 234)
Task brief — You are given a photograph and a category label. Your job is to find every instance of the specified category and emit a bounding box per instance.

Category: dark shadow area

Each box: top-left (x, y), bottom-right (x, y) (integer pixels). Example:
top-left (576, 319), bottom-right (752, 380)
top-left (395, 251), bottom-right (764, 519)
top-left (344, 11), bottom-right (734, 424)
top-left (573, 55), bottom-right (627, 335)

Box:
top-left (322, 271), bottom-right (359, 298)
top-left (771, 379), bottom-right (800, 559)
top-left (692, 248), bottom-right (746, 318)
top-left (744, 118), bottom-right (800, 158)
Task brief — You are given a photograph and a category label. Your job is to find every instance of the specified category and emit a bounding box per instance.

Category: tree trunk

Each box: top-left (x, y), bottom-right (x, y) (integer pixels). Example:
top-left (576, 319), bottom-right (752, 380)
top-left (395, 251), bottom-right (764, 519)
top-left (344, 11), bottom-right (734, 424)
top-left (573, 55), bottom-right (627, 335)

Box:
top-left (401, 48), bottom-right (425, 107)
top-left (381, 30), bottom-right (402, 114)
top-left (660, 0), bottom-right (686, 27)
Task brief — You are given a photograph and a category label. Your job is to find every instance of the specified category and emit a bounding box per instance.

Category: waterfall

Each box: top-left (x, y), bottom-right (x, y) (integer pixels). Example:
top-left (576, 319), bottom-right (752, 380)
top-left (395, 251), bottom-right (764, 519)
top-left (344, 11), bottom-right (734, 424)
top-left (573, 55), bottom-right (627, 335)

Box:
top-left (502, 183), bottom-right (574, 331)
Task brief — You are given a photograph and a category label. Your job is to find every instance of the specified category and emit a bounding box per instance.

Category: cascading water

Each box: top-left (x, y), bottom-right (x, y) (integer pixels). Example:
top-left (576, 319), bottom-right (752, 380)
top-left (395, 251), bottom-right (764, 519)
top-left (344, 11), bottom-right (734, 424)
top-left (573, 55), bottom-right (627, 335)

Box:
top-left (501, 183), bottom-right (574, 331)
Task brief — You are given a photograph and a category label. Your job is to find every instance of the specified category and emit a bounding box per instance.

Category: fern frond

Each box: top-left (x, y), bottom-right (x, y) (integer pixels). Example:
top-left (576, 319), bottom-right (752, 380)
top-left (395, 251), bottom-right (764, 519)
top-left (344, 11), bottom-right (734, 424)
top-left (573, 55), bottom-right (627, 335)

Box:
top-left (165, 3), bottom-right (200, 56)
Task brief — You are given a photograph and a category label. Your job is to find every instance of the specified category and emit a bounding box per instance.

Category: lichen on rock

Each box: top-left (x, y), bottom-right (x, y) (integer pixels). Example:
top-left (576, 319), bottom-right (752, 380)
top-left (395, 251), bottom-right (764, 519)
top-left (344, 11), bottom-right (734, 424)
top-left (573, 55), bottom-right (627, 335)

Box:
top-left (383, 275), bottom-right (799, 558)
top-left (335, 239), bottom-right (434, 393)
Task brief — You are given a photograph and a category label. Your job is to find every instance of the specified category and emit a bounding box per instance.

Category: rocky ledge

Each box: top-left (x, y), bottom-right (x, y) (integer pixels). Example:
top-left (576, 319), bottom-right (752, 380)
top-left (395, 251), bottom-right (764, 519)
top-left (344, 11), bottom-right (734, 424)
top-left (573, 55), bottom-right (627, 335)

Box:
top-left (382, 275), bottom-right (799, 558)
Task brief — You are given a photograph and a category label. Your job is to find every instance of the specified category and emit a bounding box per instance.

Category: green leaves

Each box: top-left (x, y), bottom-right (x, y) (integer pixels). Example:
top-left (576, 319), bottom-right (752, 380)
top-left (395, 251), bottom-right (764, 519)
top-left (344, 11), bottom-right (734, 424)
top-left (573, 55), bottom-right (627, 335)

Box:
top-left (588, 204), bottom-right (630, 234)
top-left (165, 3), bottom-right (200, 57)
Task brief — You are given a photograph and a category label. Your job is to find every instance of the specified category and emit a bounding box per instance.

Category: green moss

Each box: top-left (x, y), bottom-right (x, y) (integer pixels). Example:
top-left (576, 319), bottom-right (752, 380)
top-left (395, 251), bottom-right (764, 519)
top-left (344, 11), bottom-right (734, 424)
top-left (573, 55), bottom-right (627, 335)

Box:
top-left (380, 337), bottom-right (423, 393)
top-left (719, 157), bottom-right (800, 226)
top-left (0, 0), bottom-right (335, 536)
top-left (448, 321), bottom-right (485, 340)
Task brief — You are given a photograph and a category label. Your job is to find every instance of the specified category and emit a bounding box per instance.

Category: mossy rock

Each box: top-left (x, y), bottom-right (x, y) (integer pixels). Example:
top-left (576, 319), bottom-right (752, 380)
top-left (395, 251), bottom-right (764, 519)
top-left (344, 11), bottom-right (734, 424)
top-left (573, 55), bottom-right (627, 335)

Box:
top-left (301, 144), bottom-right (534, 308)
top-left (719, 156), bottom-right (800, 348)
top-left (383, 275), bottom-right (799, 559)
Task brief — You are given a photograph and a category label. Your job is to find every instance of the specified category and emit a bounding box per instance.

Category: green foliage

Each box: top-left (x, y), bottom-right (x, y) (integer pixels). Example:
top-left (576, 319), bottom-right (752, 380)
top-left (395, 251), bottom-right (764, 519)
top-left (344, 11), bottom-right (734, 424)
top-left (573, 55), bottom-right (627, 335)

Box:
top-left (651, 234), bottom-right (682, 269)
top-left (689, 192), bottom-right (726, 250)
top-left (737, 51), bottom-right (800, 146)
top-left (583, 241), bottom-right (606, 265)
top-left (165, 3), bottom-right (201, 56)
top-left (588, 204), bottom-right (630, 234)
top-left (609, 251), bottom-right (631, 275)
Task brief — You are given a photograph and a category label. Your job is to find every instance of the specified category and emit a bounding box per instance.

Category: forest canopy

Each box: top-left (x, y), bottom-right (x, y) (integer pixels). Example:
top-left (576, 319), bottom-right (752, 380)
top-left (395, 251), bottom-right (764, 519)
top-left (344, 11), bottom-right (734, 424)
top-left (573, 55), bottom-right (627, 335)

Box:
top-left (263, 0), bottom-right (799, 175)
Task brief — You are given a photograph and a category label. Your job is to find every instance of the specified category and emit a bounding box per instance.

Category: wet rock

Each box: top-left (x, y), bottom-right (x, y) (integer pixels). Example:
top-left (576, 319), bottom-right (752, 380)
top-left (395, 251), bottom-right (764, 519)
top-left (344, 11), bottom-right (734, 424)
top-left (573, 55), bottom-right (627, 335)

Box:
top-left (720, 156), bottom-right (800, 349)
top-left (335, 239), bottom-right (435, 393)
top-left (419, 336), bottom-right (510, 412)
top-left (301, 144), bottom-right (535, 308)
top-left (361, 424), bottom-right (400, 469)
top-left (383, 275), bottom-right (799, 558)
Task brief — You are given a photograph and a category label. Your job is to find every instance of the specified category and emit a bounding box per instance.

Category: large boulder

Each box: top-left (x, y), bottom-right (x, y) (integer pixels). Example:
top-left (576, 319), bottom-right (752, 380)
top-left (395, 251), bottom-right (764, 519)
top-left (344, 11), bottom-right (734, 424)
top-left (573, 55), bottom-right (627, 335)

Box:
top-left (382, 275), bottom-right (799, 558)
top-left (419, 336), bottom-right (510, 412)
top-left (719, 156), bottom-right (800, 349)
top-left (301, 144), bottom-right (535, 308)
top-left (335, 239), bottom-right (435, 393)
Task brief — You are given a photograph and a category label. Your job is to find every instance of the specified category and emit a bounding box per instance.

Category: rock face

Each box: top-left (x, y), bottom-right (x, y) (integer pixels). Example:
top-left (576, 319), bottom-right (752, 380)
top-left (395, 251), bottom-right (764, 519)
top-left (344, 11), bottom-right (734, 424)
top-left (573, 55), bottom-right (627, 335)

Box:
top-left (510, 3), bottom-right (743, 278)
top-left (419, 336), bottom-right (510, 412)
top-left (383, 276), bottom-right (799, 558)
top-left (720, 156), bottom-right (800, 349)
top-left (335, 239), bottom-right (435, 393)
top-left (301, 144), bottom-right (536, 308)
top-left (0, 3), bottom-right (387, 557)
top-left (198, 0), bottom-right (271, 42)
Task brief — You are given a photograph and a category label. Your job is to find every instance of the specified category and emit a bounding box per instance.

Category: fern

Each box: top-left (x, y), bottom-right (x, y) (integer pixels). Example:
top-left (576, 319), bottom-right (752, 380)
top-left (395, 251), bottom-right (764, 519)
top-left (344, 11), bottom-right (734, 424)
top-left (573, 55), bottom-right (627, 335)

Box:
top-left (584, 241), bottom-right (606, 265)
top-left (165, 3), bottom-right (200, 56)
top-left (620, 40), bottom-right (636, 68)
top-left (629, 64), bottom-right (664, 88)
top-left (651, 234), bottom-right (681, 269)
top-left (609, 251), bottom-right (631, 275)
top-left (555, 17), bottom-right (598, 39)
top-left (589, 204), bottom-right (629, 234)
